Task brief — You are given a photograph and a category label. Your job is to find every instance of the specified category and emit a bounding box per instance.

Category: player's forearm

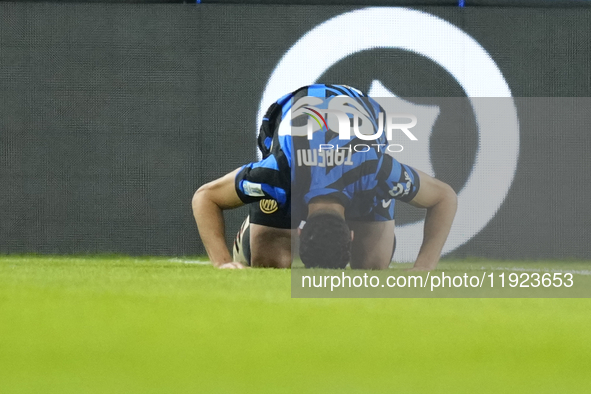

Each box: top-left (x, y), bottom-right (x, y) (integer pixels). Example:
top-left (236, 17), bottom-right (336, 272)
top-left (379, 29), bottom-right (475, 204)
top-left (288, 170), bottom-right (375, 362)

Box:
top-left (192, 190), bottom-right (233, 267)
top-left (413, 189), bottom-right (457, 271)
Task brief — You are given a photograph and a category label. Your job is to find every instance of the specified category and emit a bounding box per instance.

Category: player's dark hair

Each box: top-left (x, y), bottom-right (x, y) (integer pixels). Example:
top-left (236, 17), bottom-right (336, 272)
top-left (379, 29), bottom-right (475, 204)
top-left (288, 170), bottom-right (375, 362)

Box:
top-left (299, 212), bottom-right (352, 269)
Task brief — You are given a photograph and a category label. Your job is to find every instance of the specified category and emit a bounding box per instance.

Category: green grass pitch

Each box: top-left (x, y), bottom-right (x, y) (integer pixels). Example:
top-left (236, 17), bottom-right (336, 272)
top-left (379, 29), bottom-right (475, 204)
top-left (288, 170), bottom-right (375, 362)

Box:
top-left (1, 255), bottom-right (590, 393)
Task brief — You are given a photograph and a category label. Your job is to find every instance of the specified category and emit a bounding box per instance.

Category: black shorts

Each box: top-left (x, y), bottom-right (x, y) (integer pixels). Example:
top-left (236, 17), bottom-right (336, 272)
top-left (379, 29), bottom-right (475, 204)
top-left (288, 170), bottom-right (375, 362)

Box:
top-left (249, 198), bottom-right (293, 229)
top-left (248, 197), bottom-right (398, 229)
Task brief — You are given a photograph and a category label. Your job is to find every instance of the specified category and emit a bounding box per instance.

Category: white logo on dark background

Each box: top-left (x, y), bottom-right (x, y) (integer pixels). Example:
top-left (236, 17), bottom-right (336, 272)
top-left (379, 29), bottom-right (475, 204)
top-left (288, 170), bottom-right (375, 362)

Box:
top-left (258, 8), bottom-right (520, 262)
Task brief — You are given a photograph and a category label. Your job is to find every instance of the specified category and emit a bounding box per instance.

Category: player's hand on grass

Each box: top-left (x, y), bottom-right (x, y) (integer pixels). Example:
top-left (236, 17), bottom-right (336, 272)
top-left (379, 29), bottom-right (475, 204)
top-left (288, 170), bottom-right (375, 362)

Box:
top-left (218, 262), bottom-right (247, 269)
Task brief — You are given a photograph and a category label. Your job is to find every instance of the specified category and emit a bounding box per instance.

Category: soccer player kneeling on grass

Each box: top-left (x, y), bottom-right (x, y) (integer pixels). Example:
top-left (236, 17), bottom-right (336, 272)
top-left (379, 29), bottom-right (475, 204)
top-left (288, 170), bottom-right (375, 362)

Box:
top-left (192, 84), bottom-right (457, 270)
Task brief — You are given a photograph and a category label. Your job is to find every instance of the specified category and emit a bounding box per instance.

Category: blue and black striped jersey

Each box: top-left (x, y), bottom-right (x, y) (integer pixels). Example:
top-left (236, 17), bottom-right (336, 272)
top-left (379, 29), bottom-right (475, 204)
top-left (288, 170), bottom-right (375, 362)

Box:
top-left (235, 84), bottom-right (420, 222)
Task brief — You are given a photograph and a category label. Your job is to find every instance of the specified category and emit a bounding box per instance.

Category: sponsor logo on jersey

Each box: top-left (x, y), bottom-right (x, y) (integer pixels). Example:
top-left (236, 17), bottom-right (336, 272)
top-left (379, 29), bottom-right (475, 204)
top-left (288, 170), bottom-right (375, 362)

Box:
top-left (389, 171), bottom-right (413, 198)
top-left (260, 199), bottom-right (279, 214)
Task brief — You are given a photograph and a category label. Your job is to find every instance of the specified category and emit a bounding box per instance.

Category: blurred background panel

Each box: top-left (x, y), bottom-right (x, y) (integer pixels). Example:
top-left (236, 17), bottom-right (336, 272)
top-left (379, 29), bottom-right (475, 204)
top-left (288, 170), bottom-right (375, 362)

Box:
top-left (1, 3), bottom-right (590, 258)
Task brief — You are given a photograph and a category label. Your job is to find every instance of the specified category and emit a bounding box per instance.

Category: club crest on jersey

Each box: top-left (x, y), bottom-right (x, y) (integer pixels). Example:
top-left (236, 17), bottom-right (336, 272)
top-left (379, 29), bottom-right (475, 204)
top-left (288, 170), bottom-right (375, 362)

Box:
top-left (260, 199), bottom-right (278, 214)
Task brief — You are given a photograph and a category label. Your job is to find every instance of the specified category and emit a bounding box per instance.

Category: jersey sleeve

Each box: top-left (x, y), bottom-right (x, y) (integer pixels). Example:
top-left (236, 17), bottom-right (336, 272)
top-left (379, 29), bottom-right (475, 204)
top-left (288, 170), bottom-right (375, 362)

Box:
top-left (234, 153), bottom-right (290, 207)
top-left (376, 155), bottom-right (421, 203)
